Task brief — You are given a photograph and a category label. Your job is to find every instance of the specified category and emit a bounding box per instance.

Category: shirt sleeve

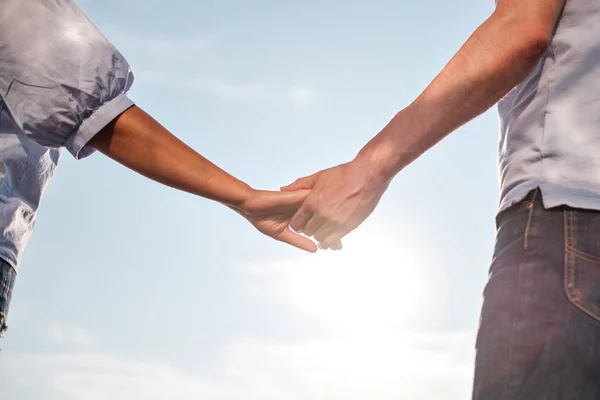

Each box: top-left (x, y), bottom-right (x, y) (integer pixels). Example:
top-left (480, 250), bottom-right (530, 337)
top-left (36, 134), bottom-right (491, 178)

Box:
top-left (0, 0), bottom-right (135, 159)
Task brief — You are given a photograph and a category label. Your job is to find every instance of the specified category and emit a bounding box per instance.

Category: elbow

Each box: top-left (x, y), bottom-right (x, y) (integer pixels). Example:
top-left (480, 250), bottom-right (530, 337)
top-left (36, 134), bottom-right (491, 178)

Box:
top-left (504, 15), bottom-right (554, 61)
top-left (492, 10), bottom-right (554, 61)
top-left (521, 30), bottom-right (552, 59)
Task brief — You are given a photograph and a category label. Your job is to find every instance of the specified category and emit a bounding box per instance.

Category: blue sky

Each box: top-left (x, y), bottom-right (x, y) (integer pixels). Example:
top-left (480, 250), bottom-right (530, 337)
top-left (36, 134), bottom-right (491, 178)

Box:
top-left (1, 0), bottom-right (501, 398)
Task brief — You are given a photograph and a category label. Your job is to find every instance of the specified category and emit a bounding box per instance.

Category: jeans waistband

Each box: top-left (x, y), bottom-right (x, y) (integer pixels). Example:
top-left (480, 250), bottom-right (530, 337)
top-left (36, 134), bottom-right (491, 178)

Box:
top-left (496, 188), bottom-right (541, 228)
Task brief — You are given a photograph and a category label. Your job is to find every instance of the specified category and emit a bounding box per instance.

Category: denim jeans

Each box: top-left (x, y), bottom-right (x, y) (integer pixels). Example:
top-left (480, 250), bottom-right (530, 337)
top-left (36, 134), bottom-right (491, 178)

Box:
top-left (0, 258), bottom-right (16, 340)
top-left (473, 188), bottom-right (600, 399)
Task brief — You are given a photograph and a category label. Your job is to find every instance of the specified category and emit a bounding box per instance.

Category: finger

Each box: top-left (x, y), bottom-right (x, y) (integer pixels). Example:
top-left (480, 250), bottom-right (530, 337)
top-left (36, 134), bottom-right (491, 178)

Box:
top-left (329, 239), bottom-right (343, 251)
top-left (289, 204), bottom-right (313, 233)
top-left (302, 215), bottom-right (327, 237)
top-left (271, 189), bottom-right (311, 209)
top-left (318, 236), bottom-right (339, 250)
top-left (320, 228), bottom-right (351, 250)
top-left (280, 174), bottom-right (317, 192)
top-left (319, 238), bottom-right (343, 251)
top-left (314, 224), bottom-right (337, 243)
top-left (277, 229), bottom-right (318, 253)
top-left (256, 189), bottom-right (311, 214)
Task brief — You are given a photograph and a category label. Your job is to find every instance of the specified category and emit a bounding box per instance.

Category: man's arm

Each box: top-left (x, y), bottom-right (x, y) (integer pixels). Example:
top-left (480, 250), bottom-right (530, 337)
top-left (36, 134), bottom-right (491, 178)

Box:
top-left (355, 0), bottom-right (566, 178)
top-left (90, 105), bottom-right (317, 253)
top-left (283, 0), bottom-right (566, 248)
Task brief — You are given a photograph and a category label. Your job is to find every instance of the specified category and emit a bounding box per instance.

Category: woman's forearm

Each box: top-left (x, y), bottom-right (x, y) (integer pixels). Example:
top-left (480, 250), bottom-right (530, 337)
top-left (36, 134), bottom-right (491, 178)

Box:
top-left (89, 105), bottom-right (254, 210)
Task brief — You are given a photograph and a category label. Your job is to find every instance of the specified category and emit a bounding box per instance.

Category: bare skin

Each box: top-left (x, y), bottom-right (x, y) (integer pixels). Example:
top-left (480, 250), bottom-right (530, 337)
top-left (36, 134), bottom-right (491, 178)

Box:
top-left (90, 105), bottom-right (317, 253)
top-left (283, 0), bottom-right (567, 249)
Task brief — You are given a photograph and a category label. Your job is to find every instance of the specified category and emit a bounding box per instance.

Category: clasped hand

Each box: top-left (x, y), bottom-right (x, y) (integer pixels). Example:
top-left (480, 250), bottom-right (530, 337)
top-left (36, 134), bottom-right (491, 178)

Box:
top-left (240, 158), bottom-right (389, 253)
top-left (282, 159), bottom-right (389, 250)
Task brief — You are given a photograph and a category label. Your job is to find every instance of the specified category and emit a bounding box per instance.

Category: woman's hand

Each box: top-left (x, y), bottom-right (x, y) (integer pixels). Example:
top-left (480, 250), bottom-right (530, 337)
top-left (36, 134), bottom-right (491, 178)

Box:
top-left (239, 189), bottom-right (318, 253)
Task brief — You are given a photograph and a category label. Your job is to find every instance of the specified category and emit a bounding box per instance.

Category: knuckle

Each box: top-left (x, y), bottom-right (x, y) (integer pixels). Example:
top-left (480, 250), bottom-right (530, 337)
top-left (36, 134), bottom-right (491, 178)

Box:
top-left (313, 212), bottom-right (325, 222)
top-left (304, 200), bottom-right (316, 212)
top-left (327, 218), bottom-right (343, 228)
top-left (331, 217), bottom-right (343, 226)
top-left (307, 208), bottom-right (322, 220)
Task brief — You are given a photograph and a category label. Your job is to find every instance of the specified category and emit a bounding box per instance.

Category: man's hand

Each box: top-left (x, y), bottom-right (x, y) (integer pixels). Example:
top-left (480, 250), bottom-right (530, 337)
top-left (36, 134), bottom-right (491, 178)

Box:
top-left (239, 189), bottom-right (318, 253)
top-left (281, 160), bottom-right (389, 249)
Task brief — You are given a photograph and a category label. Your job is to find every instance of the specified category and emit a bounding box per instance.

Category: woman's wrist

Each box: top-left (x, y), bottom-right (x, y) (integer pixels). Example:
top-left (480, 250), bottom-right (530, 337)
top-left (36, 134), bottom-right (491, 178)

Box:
top-left (220, 181), bottom-right (256, 214)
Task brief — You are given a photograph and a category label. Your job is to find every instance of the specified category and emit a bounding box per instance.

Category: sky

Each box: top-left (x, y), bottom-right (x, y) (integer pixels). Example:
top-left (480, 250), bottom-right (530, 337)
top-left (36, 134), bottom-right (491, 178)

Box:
top-left (1, 0), bottom-right (501, 398)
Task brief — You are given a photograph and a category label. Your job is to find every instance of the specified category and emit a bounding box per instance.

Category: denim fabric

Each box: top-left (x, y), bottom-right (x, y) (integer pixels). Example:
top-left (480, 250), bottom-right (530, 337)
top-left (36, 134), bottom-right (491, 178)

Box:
top-left (473, 188), bottom-right (600, 399)
top-left (0, 260), bottom-right (16, 340)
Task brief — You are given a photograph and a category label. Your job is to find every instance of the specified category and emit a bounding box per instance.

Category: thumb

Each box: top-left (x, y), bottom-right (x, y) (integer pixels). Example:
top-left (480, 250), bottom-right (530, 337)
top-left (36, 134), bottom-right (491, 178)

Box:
top-left (281, 173), bottom-right (318, 192)
top-left (273, 188), bottom-right (311, 206)
top-left (249, 189), bottom-right (310, 214)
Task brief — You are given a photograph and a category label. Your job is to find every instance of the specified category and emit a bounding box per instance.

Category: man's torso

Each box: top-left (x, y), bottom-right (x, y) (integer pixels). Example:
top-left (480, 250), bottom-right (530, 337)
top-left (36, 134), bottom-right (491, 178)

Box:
top-left (498, 1), bottom-right (600, 212)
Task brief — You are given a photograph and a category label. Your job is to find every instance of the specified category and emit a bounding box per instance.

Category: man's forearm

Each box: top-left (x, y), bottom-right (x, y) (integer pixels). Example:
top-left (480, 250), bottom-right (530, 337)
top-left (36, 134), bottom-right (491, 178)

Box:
top-left (355, 7), bottom-right (558, 181)
top-left (89, 105), bottom-right (253, 210)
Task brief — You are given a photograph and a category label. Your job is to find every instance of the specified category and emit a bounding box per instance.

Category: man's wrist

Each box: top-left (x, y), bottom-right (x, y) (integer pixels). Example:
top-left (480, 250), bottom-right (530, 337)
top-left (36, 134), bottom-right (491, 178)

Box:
top-left (354, 100), bottom-right (432, 184)
top-left (353, 142), bottom-right (397, 186)
top-left (353, 107), bottom-right (414, 183)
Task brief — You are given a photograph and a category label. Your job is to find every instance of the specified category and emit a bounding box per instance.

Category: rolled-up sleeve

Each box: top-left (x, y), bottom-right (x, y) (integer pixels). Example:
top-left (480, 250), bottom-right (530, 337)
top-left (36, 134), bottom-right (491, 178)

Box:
top-left (0, 0), bottom-right (135, 159)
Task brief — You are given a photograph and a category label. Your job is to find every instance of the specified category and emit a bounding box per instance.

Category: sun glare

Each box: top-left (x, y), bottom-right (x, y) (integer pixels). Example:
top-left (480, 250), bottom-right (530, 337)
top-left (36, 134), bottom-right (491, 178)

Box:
top-left (258, 227), bottom-right (436, 337)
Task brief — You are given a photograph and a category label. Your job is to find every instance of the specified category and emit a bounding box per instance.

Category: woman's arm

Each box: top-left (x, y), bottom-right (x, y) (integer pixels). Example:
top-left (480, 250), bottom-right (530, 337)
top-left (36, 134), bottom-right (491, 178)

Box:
top-left (89, 105), bottom-right (317, 253)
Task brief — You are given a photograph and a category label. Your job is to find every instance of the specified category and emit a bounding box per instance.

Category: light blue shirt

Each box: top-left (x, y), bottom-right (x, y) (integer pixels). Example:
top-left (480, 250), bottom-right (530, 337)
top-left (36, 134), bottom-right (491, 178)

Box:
top-left (0, 0), bottom-right (134, 270)
top-left (498, 1), bottom-right (600, 212)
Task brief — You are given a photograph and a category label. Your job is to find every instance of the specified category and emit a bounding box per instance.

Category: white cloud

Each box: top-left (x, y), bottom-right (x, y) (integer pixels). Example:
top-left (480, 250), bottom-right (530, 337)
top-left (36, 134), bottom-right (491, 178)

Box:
top-left (288, 85), bottom-right (318, 108)
top-left (199, 79), bottom-right (273, 102)
top-left (106, 29), bottom-right (216, 62)
top-left (198, 81), bottom-right (319, 107)
top-left (109, 30), bottom-right (319, 107)
top-left (135, 71), bottom-right (319, 107)
top-left (130, 72), bottom-right (278, 103)
top-left (50, 326), bottom-right (99, 348)
top-left (7, 330), bottom-right (474, 400)
top-left (5, 228), bottom-right (475, 399)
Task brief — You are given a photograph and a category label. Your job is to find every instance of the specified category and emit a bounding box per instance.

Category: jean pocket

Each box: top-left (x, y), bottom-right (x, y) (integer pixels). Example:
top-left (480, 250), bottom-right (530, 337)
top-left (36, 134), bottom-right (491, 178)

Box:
top-left (564, 209), bottom-right (600, 323)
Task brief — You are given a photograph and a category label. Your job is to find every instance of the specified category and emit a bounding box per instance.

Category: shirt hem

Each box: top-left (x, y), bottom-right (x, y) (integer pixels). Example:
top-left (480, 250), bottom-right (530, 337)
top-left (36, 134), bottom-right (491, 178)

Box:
top-left (0, 251), bottom-right (18, 274)
top-left (499, 181), bottom-right (600, 214)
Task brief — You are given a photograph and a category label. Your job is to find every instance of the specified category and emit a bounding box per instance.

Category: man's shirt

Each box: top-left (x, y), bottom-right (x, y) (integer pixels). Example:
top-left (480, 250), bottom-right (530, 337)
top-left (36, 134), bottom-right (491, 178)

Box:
top-left (0, 0), bottom-right (134, 270)
top-left (498, 1), bottom-right (600, 212)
